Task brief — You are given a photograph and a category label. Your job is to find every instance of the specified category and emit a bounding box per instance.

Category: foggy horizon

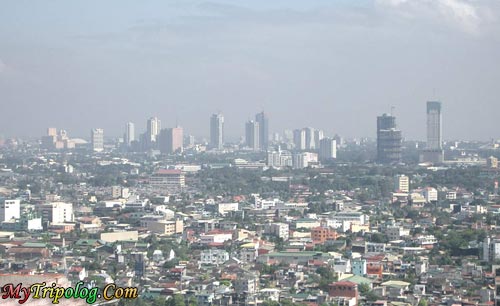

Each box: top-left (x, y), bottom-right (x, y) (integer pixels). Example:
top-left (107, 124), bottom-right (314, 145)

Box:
top-left (1, 0), bottom-right (499, 141)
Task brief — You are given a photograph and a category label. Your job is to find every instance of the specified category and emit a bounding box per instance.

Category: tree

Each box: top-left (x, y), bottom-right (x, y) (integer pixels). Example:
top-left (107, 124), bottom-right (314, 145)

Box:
top-left (418, 298), bottom-right (428, 306)
top-left (166, 294), bottom-right (186, 306)
top-left (359, 283), bottom-right (371, 294)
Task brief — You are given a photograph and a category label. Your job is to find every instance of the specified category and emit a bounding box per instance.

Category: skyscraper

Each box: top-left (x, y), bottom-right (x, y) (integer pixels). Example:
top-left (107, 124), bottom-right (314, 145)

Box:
top-left (147, 117), bottom-right (161, 143)
top-left (210, 113), bottom-right (224, 150)
top-left (125, 122), bottom-right (135, 146)
top-left (314, 129), bottom-right (324, 148)
top-left (426, 101), bottom-right (442, 150)
top-left (421, 101), bottom-right (444, 163)
top-left (376, 114), bottom-right (402, 164)
top-left (158, 127), bottom-right (184, 154)
top-left (319, 138), bottom-right (337, 161)
top-left (304, 127), bottom-right (316, 150)
top-left (293, 129), bottom-right (306, 150)
top-left (255, 111), bottom-right (269, 151)
top-left (169, 127), bottom-right (183, 154)
top-left (91, 128), bottom-right (104, 152)
top-left (245, 120), bottom-right (260, 151)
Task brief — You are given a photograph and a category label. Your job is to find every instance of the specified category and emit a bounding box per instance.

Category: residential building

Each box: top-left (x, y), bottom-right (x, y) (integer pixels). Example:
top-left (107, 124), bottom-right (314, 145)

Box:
top-left (150, 169), bottom-right (185, 190)
top-left (319, 138), bottom-right (337, 161)
top-left (38, 202), bottom-right (74, 224)
top-left (91, 128), bottom-right (104, 152)
top-left (311, 227), bottom-right (338, 243)
top-left (265, 222), bottom-right (289, 241)
top-left (292, 152), bottom-right (318, 169)
top-left (0, 199), bottom-right (20, 222)
top-left (394, 175), bottom-right (409, 193)
top-left (147, 220), bottom-right (184, 236)
top-left (267, 147), bottom-right (293, 168)
top-left (422, 187), bottom-right (438, 202)
top-left (328, 281), bottom-right (359, 306)
top-left (200, 249), bottom-right (229, 265)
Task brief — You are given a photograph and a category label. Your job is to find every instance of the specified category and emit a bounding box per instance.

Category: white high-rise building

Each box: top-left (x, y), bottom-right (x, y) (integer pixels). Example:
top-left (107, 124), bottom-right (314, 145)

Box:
top-left (293, 152), bottom-right (318, 169)
top-left (210, 113), bottom-right (224, 150)
top-left (245, 120), bottom-right (260, 151)
top-left (91, 128), bottom-right (104, 152)
top-left (38, 202), bottom-right (74, 224)
top-left (147, 117), bottom-right (161, 143)
top-left (0, 199), bottom-right (20, 222)
top-left (483, 237), bottom-right (500, 262)
top-left (319, 138), bottom-right (337, 161)
top-left (267, 147), bottom-right (293, 168)
top-left (125, 122), bottom-right (135, 145)
top-left (394, 175), bottom-right (410, 193)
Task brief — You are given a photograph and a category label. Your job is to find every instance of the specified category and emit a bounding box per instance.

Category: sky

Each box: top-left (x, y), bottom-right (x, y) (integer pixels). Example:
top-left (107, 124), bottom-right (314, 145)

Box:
top-left (0, 0), bottom-right (499, 141)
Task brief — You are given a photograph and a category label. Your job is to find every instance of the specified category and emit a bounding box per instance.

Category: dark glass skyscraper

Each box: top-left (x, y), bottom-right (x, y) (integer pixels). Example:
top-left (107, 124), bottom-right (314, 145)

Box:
top-left (255, 111), bottom-right (269, 151)
top-left (210, 113), bottom-right (224, 150)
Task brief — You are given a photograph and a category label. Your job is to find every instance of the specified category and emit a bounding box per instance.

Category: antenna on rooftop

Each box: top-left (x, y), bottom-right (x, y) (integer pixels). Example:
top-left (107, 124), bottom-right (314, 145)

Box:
top-left (391, 106), bottom-right (395, 116)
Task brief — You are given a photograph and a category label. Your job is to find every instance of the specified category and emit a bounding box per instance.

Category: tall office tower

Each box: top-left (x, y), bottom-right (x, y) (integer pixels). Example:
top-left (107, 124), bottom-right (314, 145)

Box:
top-left (91, 128), bottom-right (104, 152)
top-left (169, 127), bottom-right (183, 153)
top-left (376, 114), bottom-right (402, 164)
top-left (394, 174), bottom-right (410, 193)
top-left (293, 129), bottom-right (306, 150)
top-left (421, 101), bottom-right (444, 163)
top-left (319, 138), bottom-right (337, 161)
top-left (124, 122), bottom-right (135, 146)
top-left (245, 120), bottom-right (260, 151)
top-left (314, 129), bottom-right (324, 148)
top-left (283, 130), bottom-right (293, 143)
top-left (158, 127), bottom-right (184, 154)
top-left (255, 111), bottom-right (269, 151)
top-left (304, 127), bottom-right (316, 150)
top-left (210, 113), bottom-right (224, 149)
top-left (47, 128), bottom-right (57, 137)
top-left (147, 117), bottom-right (161, 143)
top-left (0, 199), bottom-right (20, 222)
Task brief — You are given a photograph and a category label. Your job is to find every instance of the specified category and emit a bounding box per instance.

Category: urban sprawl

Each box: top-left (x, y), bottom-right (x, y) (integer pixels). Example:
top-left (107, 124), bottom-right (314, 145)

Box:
top-left (1, 101), bottom-right (500, 306)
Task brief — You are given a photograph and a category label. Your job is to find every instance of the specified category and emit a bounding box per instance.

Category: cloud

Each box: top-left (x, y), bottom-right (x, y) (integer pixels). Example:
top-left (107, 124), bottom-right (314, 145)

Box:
top-left (0, 59), bottom-right (5, 73)
top-left (375, 0), bottom-right (485, 34)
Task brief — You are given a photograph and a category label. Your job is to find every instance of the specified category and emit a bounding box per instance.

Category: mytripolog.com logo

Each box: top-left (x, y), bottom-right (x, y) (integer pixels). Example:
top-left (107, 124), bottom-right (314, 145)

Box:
top-left (1, 282), bottom-right (138, 304)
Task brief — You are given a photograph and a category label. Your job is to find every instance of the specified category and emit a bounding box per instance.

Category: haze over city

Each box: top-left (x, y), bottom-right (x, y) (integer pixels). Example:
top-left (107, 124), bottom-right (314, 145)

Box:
top-left (1, 0), bottom-right (499, 140)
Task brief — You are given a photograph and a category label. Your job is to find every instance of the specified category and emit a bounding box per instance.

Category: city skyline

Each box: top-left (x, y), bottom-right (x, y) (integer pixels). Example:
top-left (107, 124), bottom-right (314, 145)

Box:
top-left (1, 1), bottom-right (499, 140)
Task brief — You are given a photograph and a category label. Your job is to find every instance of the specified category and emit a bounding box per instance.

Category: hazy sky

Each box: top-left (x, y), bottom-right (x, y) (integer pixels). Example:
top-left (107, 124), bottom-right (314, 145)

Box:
top-left (0, 0), bottom-right (499, 141)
